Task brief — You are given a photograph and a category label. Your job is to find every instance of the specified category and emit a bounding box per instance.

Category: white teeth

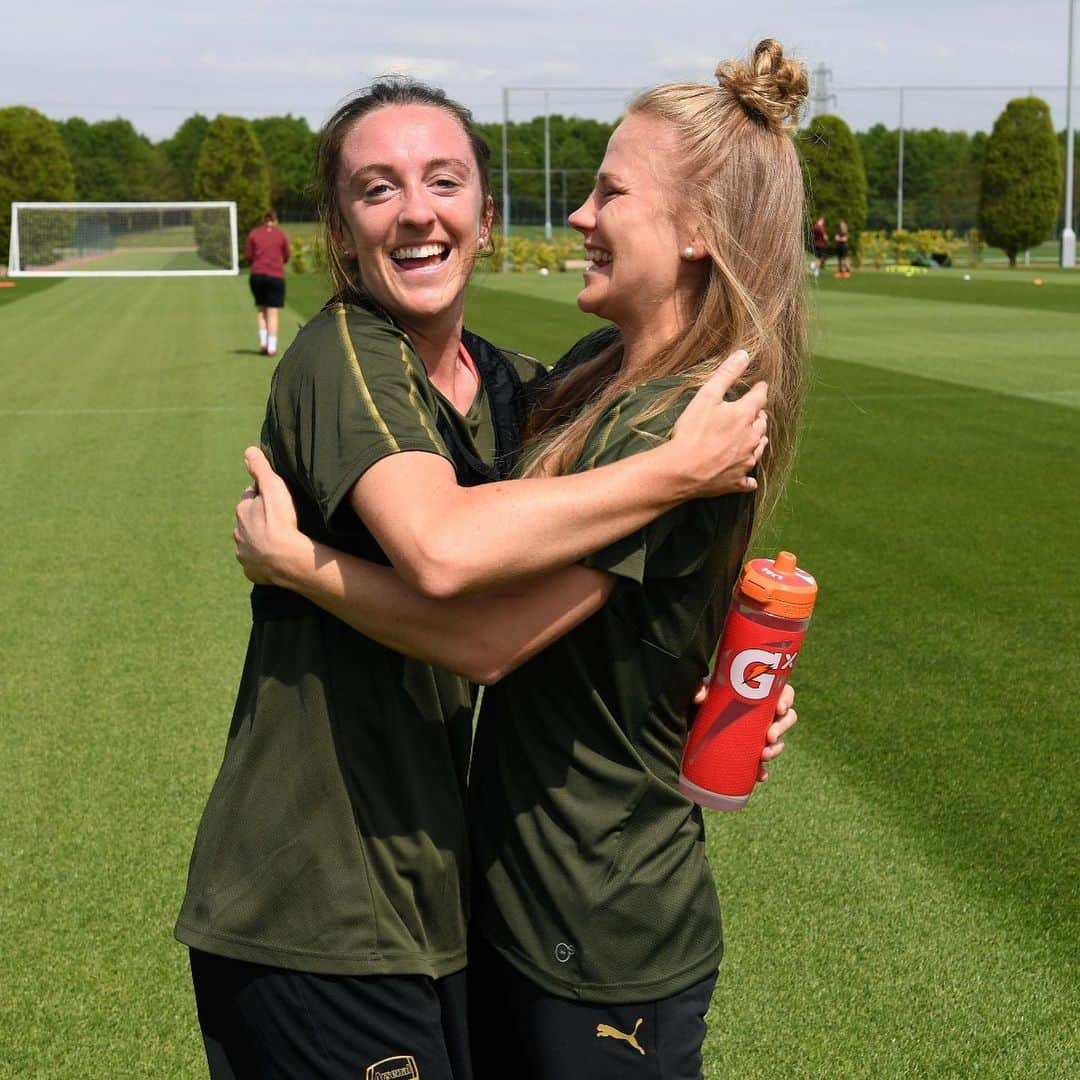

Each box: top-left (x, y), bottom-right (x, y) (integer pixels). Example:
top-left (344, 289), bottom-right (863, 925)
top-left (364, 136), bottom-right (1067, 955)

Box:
top-left (391, 243), bottom-right (447, 260)
top-left (585, 247), bottom-right (611, 265)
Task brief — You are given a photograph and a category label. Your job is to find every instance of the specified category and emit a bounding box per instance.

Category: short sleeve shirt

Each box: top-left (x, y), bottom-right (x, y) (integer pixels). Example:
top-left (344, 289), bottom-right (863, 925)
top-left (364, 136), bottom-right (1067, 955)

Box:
top-left (176, 301), bottom-right (510, 977)
top-left (469, 375), bottom-right (754, 1003)
top-left (245, 225), bottom-right (290, 278)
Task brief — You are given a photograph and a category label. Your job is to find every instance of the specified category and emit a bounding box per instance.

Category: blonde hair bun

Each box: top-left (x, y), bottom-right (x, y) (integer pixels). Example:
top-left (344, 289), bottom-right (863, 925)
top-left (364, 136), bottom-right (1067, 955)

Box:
top-left (715, 39), bottom-right (808, 131)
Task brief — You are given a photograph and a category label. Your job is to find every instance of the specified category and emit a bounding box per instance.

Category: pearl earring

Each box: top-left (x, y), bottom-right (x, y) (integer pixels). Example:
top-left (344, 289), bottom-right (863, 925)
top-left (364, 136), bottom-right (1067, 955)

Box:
top-left (683, 246), bottom-right (695, 259)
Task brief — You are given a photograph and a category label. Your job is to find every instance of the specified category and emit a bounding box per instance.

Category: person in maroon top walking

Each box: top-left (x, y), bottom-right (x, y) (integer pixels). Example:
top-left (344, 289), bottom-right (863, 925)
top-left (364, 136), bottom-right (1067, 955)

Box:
top-left (245, 210), bottom-right (291, 356)
top-left (811, 215), bottom-right (828, 277)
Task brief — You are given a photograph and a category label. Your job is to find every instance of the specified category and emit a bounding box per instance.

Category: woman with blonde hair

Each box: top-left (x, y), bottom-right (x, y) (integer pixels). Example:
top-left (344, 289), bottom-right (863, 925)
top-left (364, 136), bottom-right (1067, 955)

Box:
top-left (235, 39), bottom-right (808, 1079)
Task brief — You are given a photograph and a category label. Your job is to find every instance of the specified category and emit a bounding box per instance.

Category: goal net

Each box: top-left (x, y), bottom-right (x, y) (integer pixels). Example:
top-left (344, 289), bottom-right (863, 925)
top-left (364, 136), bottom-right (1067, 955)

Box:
top-left (7, 202), bottom-right (238, 277)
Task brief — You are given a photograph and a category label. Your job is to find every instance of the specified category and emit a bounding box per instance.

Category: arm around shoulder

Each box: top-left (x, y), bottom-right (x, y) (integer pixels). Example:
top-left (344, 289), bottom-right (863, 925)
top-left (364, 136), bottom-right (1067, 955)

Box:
top-left (347, 353), bottom-right (766, 600)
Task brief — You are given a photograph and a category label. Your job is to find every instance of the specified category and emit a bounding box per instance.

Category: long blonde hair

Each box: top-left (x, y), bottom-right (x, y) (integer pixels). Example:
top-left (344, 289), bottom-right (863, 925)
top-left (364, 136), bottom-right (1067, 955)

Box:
top-left (522, 39), bottom-right (808, 520)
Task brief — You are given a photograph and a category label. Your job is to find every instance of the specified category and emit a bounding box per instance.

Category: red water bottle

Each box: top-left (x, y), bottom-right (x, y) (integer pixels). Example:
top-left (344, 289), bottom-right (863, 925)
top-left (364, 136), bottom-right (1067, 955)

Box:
top-left (679, 551), bottom-right (817, 811)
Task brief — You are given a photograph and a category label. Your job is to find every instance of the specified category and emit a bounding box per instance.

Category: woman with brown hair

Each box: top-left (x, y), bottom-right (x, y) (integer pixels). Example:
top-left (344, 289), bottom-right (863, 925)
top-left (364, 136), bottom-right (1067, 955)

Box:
top-left (236, 39), bottom-right (808, 1079)
top-left (178, 78), bottom-right (769, 1080)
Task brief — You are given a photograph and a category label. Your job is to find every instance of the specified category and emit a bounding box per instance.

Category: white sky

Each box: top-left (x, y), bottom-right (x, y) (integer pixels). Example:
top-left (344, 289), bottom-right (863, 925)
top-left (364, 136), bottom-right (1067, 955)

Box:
top-left (6, 0), bottom-right (1077, 140)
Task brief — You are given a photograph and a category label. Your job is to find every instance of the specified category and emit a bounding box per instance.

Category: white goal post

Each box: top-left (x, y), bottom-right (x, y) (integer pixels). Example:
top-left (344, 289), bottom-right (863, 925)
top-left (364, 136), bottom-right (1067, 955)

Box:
top-left (7, 201), bottom-right (239, 277)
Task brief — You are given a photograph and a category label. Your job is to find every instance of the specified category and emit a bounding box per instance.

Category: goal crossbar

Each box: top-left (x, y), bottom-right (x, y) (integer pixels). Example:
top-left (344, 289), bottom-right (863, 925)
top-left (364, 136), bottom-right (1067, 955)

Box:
top-left (7, 201), bottom-right (239, 278)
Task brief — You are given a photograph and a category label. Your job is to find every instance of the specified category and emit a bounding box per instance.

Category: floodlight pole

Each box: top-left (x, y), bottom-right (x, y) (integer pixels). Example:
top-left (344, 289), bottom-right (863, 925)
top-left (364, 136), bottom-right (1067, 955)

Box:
top-left (544, 93), bottom-right (553, 240)
top-left (1063, 0), bottom-right (1077, 268)
top-left (501, 88), bottom-right (511, 272)
top-left (897, 87), bottom-right (905, 232)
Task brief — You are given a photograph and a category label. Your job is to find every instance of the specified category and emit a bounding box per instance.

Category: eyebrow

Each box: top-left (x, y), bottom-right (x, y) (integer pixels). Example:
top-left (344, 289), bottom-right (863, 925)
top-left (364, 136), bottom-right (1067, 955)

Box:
top-left (596, 169), bottom-right (624, 186)
top-left (347, 157), bottom-right (473, 183)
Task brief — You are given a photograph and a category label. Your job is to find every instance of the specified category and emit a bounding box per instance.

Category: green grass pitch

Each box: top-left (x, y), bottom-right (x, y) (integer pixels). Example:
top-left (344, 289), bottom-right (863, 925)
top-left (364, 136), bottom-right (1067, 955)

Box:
top-left (0, 265), bottom-right (1076, 1077)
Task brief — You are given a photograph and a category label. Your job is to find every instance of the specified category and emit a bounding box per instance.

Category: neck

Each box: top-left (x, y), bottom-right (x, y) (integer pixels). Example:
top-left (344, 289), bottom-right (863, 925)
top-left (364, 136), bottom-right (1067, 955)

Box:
top-left (403, 308), bottom-right (477, 413)
top-left (398, 299), bottom-right (465, 373)
top-left (617, 289), bottom-right (695, 381)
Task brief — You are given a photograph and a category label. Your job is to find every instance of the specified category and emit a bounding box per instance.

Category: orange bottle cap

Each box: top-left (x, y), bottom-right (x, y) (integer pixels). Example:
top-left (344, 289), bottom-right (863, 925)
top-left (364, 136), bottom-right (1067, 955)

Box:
top-left (739, 551), bottom-right (818, 618)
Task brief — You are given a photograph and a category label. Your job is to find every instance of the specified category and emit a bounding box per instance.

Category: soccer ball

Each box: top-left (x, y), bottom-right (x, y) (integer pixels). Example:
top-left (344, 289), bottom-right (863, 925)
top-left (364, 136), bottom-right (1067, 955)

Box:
top-left (963, 274), bottom-right (972, 281)
top-left (539, 267), bottom-right (550, 276)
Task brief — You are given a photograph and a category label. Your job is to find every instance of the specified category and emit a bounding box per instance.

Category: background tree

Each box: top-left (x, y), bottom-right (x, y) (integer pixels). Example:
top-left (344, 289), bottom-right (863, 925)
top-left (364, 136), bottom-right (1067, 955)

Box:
top-left (161, 114), bottom-right (210, 200)
top-left (0, 106), bottom-right (76, 265)
top-left (979, 97), bottom-right (1060, 266)
top-left (192, 115), bottom-right (271, 261)
top-left (252, 115), bottom-right (316, 220)
top-left (905, 129), bottom-right (981, 231)
top-left (857, 123), bottom-right (899, 230)
top-left (477, 116), bottom-right (615, 226)
top-left (58, 117), bottom-right (178, 201)
top-left (800, 114), bottom-right (869, 257)
top-left (858, 125), bottom-right (984, 233)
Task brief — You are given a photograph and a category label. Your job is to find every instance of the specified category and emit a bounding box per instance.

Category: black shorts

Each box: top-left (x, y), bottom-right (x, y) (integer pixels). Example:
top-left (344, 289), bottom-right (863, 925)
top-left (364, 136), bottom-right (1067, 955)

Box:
top-left (836, 242), bottom-right (849, 258)
top-left (189, 948), bottom-right (472, 1080)
top-left (467, 936), bottom-right (717, 1080)
top-left (813, 246), bottom-right (828, 261)
top-left (249, 272), bottom-right (285, 308)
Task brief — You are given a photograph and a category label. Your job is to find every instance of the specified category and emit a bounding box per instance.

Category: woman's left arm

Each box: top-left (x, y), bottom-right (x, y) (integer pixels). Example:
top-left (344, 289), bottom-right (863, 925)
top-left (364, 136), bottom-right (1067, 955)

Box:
top-left (235, 450), bottom-right (614, 684)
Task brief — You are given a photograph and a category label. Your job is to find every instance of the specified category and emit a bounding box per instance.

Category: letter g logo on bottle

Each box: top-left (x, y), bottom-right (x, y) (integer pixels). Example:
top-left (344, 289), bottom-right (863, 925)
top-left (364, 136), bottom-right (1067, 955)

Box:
top-left (729, 649), bottom-right (781, 701)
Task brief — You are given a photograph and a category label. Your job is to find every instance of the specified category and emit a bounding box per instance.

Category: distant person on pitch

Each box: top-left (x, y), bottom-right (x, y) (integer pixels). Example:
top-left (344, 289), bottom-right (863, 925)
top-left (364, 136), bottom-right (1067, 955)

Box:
top-left (245, 210), bottom-right (290, 356)
top-left (811, 215), bottom-right (828, 276)
top-left (834, 219), bottom-right (851, 278)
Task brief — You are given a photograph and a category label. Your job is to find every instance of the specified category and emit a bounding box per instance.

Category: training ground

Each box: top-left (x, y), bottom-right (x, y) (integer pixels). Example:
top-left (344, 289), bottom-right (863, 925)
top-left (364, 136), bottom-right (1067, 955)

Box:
top-left (0, 264), bottom-right (1077, 1077)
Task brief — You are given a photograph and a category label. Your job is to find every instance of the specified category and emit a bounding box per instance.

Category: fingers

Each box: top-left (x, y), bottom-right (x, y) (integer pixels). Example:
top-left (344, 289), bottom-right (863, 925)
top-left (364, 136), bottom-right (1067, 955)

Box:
top-left (243, 446), bottom-right (293, 502)
top-left (758, 686), bottom-right (798, 778)
top-left (235, 482), bottom-right (260, 522)
top-left (243, 445), bottom-right (272, 488)
top-left (692, 677), bottom-right (710, 706)
top-left (777, 683), bottom-right (795, 715)
top-left (717, 348), bottom-right (750, 380)
top-left (764, 706), bottom-right (797, 750)
top-left (702, 350), bottom-right (750, 399)
top-left (740, 379), bottom-right (769, 413)
top-left (760, 739), bottom-right (785, 762)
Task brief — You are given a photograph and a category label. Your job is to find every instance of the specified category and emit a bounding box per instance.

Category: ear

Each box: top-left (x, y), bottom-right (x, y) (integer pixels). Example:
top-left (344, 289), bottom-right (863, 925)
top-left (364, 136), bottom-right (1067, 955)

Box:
top-left (480, 195), bottom-right (495, 240)
top-left (329, 218), bottom-right (354, 258)
top-left (683, 226), bottom-right (708, 262)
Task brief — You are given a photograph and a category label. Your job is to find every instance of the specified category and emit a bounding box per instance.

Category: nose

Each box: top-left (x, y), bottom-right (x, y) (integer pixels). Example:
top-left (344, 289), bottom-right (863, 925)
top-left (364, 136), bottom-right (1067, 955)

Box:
top-left (568, 194), bottom-right (596, 235)
top-left (398, 183), bottom-right (437, 230)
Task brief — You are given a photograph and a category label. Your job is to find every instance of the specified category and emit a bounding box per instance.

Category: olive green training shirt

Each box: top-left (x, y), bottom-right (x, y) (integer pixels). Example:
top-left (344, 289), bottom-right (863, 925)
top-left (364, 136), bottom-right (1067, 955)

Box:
top-left (176, 300), bottom-right (538, 977)
top-left (469, 374), bottom-right (754, 1004)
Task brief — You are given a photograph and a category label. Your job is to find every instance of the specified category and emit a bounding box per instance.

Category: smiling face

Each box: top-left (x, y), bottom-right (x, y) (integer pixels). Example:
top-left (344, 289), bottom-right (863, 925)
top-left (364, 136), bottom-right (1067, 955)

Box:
top-left (334, 103), bottom-right (493, 336)
top-left (568, 112), bottom-right (703, 347)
